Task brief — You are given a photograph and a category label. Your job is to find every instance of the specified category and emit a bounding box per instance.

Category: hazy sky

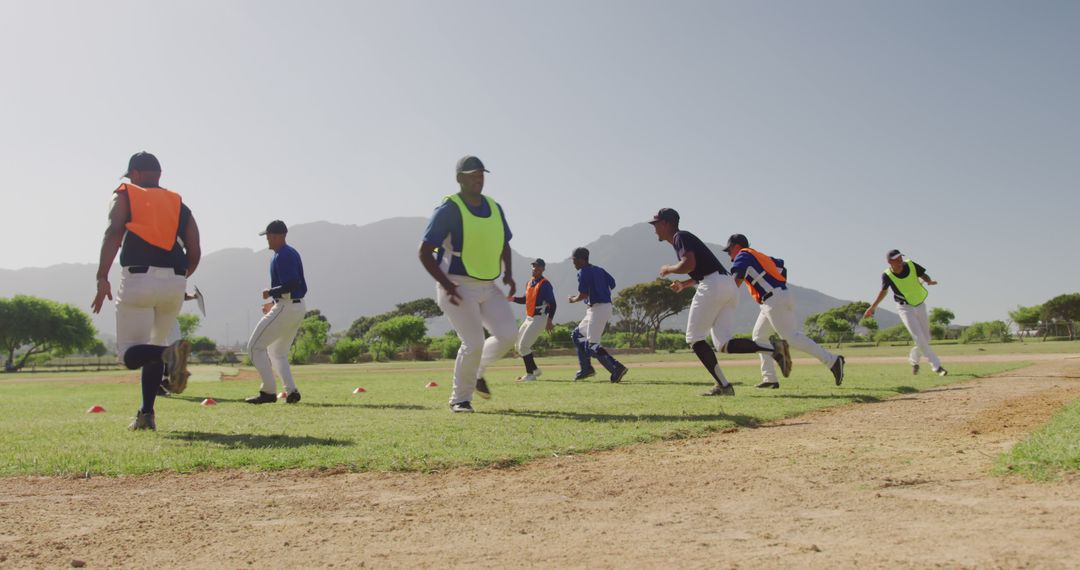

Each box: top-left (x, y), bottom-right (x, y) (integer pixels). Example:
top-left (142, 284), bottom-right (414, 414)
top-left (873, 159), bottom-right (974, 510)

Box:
top-left (2, 0), bottom-right (1077, 323)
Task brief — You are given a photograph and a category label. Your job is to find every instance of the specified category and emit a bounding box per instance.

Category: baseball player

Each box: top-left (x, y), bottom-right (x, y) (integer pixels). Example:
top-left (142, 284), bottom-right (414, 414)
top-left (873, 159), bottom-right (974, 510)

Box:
top-left (568, 247), bottom-right (628, 383)
top-left (418, 155), bottom-right (518, 413)
top-left (245, 220), bottom-right (308, 404)
top-left (91, 152), bottom-right (200, 431)
top-left (650, 209), bottom-right (792, 396)
top-left (863, 249), bottom-right (948, 376)
top-left (507, 258), bottom-right (557, 382)
top-left (723, 234), bottom-right (845, 389)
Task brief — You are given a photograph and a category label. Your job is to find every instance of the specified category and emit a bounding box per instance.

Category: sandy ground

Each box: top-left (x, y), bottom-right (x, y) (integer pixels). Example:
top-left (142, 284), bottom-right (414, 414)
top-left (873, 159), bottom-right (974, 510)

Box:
top-left (2, 357), bottom-right (1080, 569)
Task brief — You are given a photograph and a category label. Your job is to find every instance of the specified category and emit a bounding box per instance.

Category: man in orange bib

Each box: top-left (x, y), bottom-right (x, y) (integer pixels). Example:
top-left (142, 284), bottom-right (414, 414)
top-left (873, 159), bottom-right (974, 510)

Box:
top-left (508, 258), bottom-right (557, 382)
top-left (91, 152), bottom-right (201, 431)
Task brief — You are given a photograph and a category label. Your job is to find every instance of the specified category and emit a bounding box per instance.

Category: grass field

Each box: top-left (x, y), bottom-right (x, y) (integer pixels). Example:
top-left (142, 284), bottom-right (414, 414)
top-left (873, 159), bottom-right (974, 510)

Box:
top-left (997, 394), bottom-right (1080, 480)
top-left (0, 353), bottom-right (1031, 477)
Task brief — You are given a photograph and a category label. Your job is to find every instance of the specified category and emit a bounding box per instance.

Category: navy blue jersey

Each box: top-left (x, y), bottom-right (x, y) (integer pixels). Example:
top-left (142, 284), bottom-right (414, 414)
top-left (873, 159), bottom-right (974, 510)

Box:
top-left (577, 264), bottom-right (616, 304)
top-left (268, 244), bottom-right (307, 299)
top-left (672, 230), bottom-right (727, 282)
top-left (730, 250), bottom-right (787, 301)
top-left (422, 196), bottom-right (512, 277)
top-left (881, 261), bottom-right (927, 305)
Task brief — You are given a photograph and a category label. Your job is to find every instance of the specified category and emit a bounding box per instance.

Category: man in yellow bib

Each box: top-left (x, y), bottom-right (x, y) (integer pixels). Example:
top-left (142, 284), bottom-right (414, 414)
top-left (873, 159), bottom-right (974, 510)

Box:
top-left (91, 152), bottom-right (201, 431)
top-left (419, 156), bottom-right (518, 413)
top-left (864, 249), bottom-right (947, 376)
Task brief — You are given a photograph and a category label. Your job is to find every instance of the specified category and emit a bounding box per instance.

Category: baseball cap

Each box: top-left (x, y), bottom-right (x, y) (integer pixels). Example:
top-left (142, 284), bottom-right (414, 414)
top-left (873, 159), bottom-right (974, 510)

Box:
top-left (649, 208), bottom-right (680, 225)
top-left (259, 220), bottom-right (288, 236)
top-left (572, 247), bottom-right (590, 260)
top-left (721, 234), bottom-right (750, 252)
top-left (455, 155), bottom-right (489, 174)
top-left (887, 249), bottom-right (903, 260)
top-left (531, 258), bottom-right (546, 268)
top-left (122, 151), bottom-right (161, 178)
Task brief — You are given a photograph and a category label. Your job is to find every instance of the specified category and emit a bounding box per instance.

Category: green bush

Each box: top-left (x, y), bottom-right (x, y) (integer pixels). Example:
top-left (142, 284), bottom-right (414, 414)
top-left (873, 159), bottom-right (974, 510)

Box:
top-left (189, 335), bottom-right (217, 352)
top-left (959, 320), bottom-right (1013, 344)
top-left (426, 332), bottom-right (462, 359)
top-left (874, 323), bottom-right (912, 343)
top-left (331, 338), bottom-right (367, 364)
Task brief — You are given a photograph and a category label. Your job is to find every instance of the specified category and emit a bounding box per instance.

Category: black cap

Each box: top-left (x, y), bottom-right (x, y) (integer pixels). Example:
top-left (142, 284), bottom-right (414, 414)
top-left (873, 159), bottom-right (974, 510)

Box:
top-left (887, 249), bottom-right (903, 260)
top-left (122, 151), bottom-right (161, 178)
top-left (721, 234), bottom-right (749, 252)
top-left (455, 155), bottom-right (489, 174)
top-left (532, 258), bottom-right (546, 268)
top-left (572, 247), bottom-right (590, 260)
top-left (259, 220), bottom-right (288, 236)
top-left (649, 208), bottom-right (680, 225)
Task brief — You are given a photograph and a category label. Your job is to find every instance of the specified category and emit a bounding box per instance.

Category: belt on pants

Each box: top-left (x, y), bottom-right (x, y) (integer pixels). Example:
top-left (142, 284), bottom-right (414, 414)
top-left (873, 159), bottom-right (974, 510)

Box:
top-left (759, 291), bottom-right (773, 303)
top-left (126, 266), bottom-right (185, 276)
top-left (274, 298), bottom-right (303, 304)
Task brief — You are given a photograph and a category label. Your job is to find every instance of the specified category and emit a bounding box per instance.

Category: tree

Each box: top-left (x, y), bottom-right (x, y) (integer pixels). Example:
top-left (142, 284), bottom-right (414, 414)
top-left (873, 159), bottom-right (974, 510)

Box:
top-left (928, 307), bottom-right (955, 327)
top-left (177, 314), bottom-right (201, 339)
top-left (0, 295), bottom-right (97, 371)
top-left (289, 313), bottom-right (330, 364)
top-left (859, 316), bottom-right (879, 343)
top-left (189, 336), bottom-right (217, 352)
top-left (874, 323), bottom-right (912, 343)
top-left (365, 315), bottom-right (427, 354)
top-left (1008, 305), bottom-right (1043, 341)
top-left (803, 302), bottom-right (869, 345)
top-left (613, 279), bottom-right (694, 350)
top-left (1042, 293), bottom-right (1080, 340)
top-left (346, 297), bottom-right (441, 339)
top-left (817, 314), bottom-right (853, 346)
top-left (88, 338), bottom-right (109, 357)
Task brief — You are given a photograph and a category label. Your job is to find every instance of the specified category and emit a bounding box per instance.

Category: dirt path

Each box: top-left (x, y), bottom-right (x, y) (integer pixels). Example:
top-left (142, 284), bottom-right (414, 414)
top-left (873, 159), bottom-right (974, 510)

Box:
top-left (2, 360), bottom-right (1080, 569)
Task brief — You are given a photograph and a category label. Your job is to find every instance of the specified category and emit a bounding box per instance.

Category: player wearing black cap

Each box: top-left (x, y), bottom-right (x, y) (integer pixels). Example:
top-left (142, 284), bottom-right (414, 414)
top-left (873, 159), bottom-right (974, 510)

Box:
top-left (651, 209), bottom-right (792, 396)
top-left (864, 250), bottom-right (947, 376)
top-left (507, 258), bottom-right (557, 382)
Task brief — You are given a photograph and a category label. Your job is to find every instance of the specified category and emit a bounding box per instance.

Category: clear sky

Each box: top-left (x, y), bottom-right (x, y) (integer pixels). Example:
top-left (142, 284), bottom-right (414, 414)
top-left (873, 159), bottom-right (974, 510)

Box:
top-left (2, 0), bottom-right (1077, 324)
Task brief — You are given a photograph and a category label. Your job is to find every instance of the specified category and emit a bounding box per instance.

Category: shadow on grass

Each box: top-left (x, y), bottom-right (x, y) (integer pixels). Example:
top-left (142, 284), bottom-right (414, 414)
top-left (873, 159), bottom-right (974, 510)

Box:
top-left (485, 408), bottom-right (765, 427)
top-left (353, 403), bottom-right (429, 411)
top-left (163, 431), bottom-right (353, 449)
top-left (168, 395), bottom-right (360, 409)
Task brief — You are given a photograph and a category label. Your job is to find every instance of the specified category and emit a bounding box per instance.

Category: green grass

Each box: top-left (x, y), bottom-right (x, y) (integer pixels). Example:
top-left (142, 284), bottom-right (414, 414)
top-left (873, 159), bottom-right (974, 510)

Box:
top-left (0, 355), bottom-right (1030, 477)
top-left (996, 395), bottom-right (1080, 480)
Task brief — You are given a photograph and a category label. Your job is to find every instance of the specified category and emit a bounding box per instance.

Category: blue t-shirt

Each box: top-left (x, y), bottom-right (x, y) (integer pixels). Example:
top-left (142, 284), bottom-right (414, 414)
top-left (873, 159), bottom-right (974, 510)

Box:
top-left (511, 278), bottom-right (558, 318)
top-left (268, 244), bottom-right (307, 299)
top-left (577, 264), bottom-right (616, 305)
top-left (730, 250), bottom-right (786, 301)
top-left (672, 230), bottom-right (728, 281)
top-left (422, 196), bottom-right (513, 277)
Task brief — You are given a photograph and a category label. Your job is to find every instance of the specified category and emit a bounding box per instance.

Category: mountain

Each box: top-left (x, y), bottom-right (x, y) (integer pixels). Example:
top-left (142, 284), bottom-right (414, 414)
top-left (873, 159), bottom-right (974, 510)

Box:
top-left (0, 219), bottom-right (898, 347)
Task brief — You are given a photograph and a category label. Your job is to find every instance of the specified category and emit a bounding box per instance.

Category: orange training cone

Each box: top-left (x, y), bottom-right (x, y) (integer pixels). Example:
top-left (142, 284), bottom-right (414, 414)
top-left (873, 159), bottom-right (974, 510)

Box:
top-left (353, 387), bottom-right (367, 394)
top-left (201, 398), bottom-right (217, 406)
top-left (425, 381), bottom-right (439, 388)
top-left (278, 391), bottom-right (288, 399)
top-left (87, 405), bottom-right (106, 414)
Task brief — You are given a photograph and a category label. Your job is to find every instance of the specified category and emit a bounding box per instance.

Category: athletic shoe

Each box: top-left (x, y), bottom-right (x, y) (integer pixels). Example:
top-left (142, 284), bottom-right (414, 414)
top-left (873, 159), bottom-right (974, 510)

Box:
top-left (533, 368), bottom-right (543, 379)
top-left (912, 364), bottom-right (920, 375)
top-left (245, 391), bottom-right (277, 404)
top-left (830, 355), bottom-right (845, 386)
top-left (772, 338), bottom-right (793, 378)
top-left (755, 381), bottom-right (780, 389)
top-left (285, 390), bottom-right (301, 404)
top-left (702, 384), bottom-right (735, 397)
top-left (573, 367), bottom-right (596, 382)
top-left (128, 411), bottom-right (156, 431)
top-left (162, 339), bottom-right (192, 394)
top-left (610, 365), bottom-right (628, 384)
top-left (450, 401), bottom-right (473, 413)
top-left (516, 373), bottom-right (538, 382)
top-left (935, 367), bottom-right (948, 377)
top-left (475, 378), bottom-right (492, 399)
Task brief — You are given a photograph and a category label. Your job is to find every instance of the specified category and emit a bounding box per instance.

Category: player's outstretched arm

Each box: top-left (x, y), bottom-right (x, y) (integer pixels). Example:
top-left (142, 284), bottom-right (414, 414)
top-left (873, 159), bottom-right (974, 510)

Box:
top-left (864, 288), bottom-right (889, 319)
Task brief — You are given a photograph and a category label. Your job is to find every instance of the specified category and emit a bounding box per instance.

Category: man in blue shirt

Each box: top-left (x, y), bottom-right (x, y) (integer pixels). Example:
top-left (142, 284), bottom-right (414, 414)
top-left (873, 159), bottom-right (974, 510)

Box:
top-left (245, 220), bottom-right (308, 404)
top-left (508, 258), bottom-right (557, 382)
top-left (567, 247), bottom-right (628, 383)
top-left (418, 156), bottom-right (518, 412)
top-left (651, 209), bottom-right (791, 396)
top-left (725, 234), bottom-right (844, 389)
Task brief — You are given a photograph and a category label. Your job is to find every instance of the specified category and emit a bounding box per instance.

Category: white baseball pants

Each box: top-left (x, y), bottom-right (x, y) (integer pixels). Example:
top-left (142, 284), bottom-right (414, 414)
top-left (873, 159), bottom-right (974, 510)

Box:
top-left (436, 277), bottom-right (517, 405)
top-left (248, 297), bottom-right (306, 394)
top-left (115, 267), bottom-right (187, 357)
top-left (753, 288), bottom-right (838, 383)
top-left (577, 302), bottom-right (613, 346)
top-left (517, 315), bottom-right (548, 357)
top-left (897, 303), bottom-right (942, 370)
top-left (685, 271), bottom-right (739, 349)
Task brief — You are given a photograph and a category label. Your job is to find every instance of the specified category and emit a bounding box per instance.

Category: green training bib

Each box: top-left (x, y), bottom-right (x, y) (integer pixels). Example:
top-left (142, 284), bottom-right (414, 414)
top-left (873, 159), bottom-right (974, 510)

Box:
top-left (446, 194), bottom-right (505, 281)
top-left (885, 260), bottom-right (928, 306)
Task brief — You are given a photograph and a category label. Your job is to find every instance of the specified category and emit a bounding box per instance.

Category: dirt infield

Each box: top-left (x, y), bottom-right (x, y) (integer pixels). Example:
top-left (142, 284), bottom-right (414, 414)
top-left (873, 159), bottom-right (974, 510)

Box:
top-left (2, 358), bottom-right (1080, 569)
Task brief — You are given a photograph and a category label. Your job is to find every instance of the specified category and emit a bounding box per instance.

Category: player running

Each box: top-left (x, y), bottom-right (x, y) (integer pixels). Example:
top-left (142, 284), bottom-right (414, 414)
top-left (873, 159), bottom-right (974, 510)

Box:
top-left (650, 209), bottom-right (791, 396)
top-left (91, 151), bottom-right (200, 431)
top-left (419, 156), bottom-right (518, 413)
top-left (507, 258), bottom-right (557, 382)
top-left (568, 247), bottom-right (628, 383)
top-left (723, 234), bottom-right (845, 389)
top-left (863, 249), bottom-right (948, 376)
top-left (244, 220), bottom-right (308, 405)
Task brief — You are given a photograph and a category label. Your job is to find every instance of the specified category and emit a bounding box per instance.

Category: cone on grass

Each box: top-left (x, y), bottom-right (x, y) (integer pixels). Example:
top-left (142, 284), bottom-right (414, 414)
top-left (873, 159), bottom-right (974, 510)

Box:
top-left (86, 405), bottom-right (106, 414)
top-left (353, 387), bottom-right (367, 394)
top-left (278, 391), bottom-right (288, 399)
top-left (425, 381), bottom-right (439, 388)
top-left (201, 398), bottom-right (217, 406)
